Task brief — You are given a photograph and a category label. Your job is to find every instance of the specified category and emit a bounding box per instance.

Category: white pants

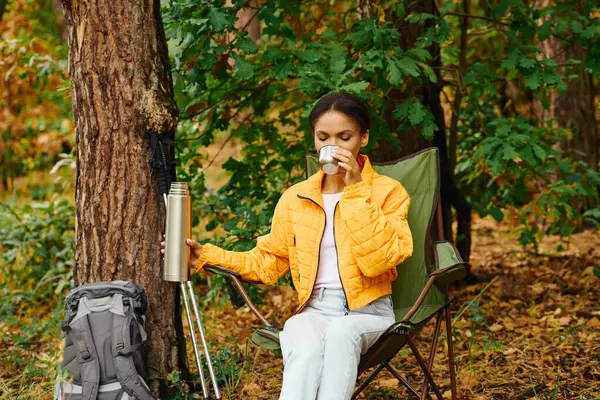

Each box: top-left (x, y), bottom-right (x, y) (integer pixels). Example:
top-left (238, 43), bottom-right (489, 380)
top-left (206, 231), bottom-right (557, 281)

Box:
top-left (279, 287), bottom-right (395, 400)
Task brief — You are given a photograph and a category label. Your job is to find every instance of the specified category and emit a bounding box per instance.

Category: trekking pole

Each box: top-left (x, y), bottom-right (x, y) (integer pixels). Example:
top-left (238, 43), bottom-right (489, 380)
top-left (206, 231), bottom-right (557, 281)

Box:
top-left (163, 182), bottom-right (221, 400)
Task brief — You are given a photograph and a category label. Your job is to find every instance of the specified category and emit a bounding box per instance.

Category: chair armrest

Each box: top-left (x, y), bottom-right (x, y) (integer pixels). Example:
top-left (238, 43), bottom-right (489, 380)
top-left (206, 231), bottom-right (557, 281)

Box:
top-left (432, 241), bottom-right (470, 285)
top-left (204, 265), bottom-right (272, 327)
top-left (204, 265), bottom-right (243, 280)
top-left (429, 264), bottom-right (469, 285)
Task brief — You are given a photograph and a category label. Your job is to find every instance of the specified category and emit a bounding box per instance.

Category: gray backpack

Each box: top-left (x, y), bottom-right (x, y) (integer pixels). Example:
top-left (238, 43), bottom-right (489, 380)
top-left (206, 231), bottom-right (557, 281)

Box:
top-left (54, 281), bottom-right (158, 400)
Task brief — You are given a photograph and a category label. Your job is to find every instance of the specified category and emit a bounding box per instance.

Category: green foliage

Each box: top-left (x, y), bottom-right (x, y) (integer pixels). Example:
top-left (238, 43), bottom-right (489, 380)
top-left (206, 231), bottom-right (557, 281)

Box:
top-left (0, 197), bottom-right (74, 397)
top-left (162, 340), bottom-right (245, 400)
top-left (162, 0), bottom-right (600, 277)
top-left (0, 199), bottom-right (75, 342)
top-left (163, 0), bottom-right (440, 243)
top-left (445, 1), bottom-right (600, 249)
top-left (0, 0), bottom-right (73, 189)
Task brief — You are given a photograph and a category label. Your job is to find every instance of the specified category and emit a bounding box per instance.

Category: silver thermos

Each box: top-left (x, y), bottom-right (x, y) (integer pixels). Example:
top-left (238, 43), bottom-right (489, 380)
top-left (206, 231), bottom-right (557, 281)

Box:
top-left (164, 182), bottom-right (192, 282)
top-left (163, 182), bottom-right (221, 400)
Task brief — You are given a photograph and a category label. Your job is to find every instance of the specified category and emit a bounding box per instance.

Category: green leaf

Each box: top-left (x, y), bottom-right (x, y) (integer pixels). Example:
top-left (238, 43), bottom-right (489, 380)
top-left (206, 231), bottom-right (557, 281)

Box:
top-left (581, 25), bottom-right (600, 40)
top-left (273, 59), bottom-right (293, 79)
top-left (421, 118), bottom-right (437, 140)
top-left (330, 51), bottom-right (346, 78)
top-left (493, 1), bottom-right (510, 17)
top-left (387, 61), bottom-right (403, 86)
top-left (538, 20), bottom-right (552, 41)
top-left (236, 37), bottom-right (257, 54)
top-left (408, 101), bottom-right (427, 125)
top-left (502, 144), bottom-right (520, 161)
top-left (339, 82), bottom-right (369, 93)
top-left (393, 100), bottom-right (412, 119)
top-left (421, 64), bottom-right (438, 83)
top-left (532, 144), bottom-right (546, 160)
top-left (208, 7), bottom-right (230, 31)
top-left (407, 48), bottom-right (431, 62)
top-left (518, 57), bottom-right (536, 69)
top-left (524, 72), bottom-right (541, 90)
top-left (489, 207), bottom-right (504, 222)
top-left (299, 49), bottom-right (321, 63)
top-left (232, 54), bottom-right (254, 79)
top-left (264, 47), bottom-right (285, 62)
top-left (396, 57), bottom-right (420, 77)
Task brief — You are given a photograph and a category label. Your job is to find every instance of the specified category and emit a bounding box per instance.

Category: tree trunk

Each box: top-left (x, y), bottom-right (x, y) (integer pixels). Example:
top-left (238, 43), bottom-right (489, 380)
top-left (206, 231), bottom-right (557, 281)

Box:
top-left (365, 0), bottom-right (472, 262)
top-left (0, 0), bottom-right (7, 24)
top-left (60, 0), bottom-right (180, 385)
top-left (536, 0), bottom-right (599, 218)
top-left (540, 39), bottom-right (599, 210)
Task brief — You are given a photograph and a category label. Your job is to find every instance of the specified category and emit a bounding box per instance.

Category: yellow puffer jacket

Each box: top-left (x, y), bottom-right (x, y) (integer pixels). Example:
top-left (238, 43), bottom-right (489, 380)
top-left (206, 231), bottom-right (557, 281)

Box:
top-left (195, 154), bottom-right (413, 312)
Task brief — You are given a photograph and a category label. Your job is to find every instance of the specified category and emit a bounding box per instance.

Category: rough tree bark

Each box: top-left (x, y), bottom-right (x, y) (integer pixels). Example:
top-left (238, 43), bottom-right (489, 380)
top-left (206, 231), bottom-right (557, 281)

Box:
top-left (60, 0), bottom-right (180, 383)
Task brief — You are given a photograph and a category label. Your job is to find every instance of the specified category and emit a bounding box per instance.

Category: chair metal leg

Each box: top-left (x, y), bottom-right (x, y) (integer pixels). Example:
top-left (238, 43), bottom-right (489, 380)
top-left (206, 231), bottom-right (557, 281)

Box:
top-left (421, 311), bottom-right (443, 400)
top-left (352, 363), bottom-right (385, 399)
top-left (407, 337), bottom-right (444, 400)
top-left (384, 363), bottom-right (423, 399)
top-left (446, 307), bottom-right (458, 400)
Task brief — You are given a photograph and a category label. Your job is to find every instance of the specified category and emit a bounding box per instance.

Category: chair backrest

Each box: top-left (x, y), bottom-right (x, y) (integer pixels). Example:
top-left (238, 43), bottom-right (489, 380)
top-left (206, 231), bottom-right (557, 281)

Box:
top-left (305, 148), bottom-right (447, 325)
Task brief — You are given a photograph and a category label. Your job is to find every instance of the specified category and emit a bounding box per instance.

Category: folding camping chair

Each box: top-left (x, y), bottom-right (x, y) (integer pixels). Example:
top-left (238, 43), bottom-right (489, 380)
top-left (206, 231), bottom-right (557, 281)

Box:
top-left (205, 147), bottom-right (469, 399)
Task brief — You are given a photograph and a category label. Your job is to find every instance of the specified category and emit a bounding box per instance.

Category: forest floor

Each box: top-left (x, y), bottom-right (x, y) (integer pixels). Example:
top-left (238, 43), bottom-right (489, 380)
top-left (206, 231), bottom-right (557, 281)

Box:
top-left (1, 215), bottom-right (599, 400)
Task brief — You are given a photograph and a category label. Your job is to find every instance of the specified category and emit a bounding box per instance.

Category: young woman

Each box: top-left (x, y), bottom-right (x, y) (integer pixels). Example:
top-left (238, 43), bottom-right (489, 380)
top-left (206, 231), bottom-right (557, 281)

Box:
top-left (163, 92), bottom-right (413, 400)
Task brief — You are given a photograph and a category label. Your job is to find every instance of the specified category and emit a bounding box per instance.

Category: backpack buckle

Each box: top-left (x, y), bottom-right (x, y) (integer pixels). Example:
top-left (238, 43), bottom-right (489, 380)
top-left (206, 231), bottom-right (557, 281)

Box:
top-left (116, 342), bottom-right (124, 351)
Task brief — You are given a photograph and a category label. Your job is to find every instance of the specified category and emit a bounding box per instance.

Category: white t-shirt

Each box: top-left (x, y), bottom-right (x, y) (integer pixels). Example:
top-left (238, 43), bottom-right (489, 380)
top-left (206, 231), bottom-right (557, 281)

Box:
top-left (314, 192), bottom-right (343, 289)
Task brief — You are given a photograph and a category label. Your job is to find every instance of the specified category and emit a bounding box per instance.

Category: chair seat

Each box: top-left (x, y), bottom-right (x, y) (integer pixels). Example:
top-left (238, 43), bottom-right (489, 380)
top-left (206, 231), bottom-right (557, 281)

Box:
top-left (357, 321), bottom-right (413, 374)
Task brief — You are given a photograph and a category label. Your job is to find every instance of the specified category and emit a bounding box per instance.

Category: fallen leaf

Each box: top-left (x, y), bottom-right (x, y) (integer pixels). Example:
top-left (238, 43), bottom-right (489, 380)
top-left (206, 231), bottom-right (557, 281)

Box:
top-left (490, 323), bottom-right (504, 332)
top-left (583, 266), bottom-right (596, 276)
top-left (242, 383), bottom-right (261, 393)
top-left (557, 316), bottom-right (571, 326)
top-left (586, 317), bottom-right (600, 329)
top-left (503, 347), bottom-right (518, 356)
top-left (376, 378), bottom-right (398, 389)
top-left (458, 369), bottom-right (478, 390)
top-left (272, 294), bottom-right (283, 307)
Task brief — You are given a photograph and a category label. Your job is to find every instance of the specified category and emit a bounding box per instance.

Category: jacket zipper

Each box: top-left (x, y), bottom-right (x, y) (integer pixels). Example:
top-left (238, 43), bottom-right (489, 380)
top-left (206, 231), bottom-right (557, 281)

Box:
top-left (332, 202), bottom-right (349, 315)
top-left (295, 195), bottom-right (349, 315)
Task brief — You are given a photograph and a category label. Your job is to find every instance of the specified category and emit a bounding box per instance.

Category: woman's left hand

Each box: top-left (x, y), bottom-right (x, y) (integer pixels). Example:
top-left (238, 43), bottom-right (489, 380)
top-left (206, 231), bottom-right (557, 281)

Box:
top-left (331, 147), bottom-right (363, 186)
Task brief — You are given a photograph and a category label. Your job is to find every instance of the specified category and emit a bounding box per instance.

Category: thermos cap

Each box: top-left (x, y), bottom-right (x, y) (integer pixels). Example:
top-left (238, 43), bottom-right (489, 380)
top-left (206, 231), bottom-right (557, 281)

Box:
top-left (169, 182), bottom-right (190, 196)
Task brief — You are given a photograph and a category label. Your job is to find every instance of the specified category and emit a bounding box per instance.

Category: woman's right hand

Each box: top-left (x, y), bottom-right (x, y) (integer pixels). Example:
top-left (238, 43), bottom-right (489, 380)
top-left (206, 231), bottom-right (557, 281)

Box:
top-left (160, 238), bottom-right (204, 269)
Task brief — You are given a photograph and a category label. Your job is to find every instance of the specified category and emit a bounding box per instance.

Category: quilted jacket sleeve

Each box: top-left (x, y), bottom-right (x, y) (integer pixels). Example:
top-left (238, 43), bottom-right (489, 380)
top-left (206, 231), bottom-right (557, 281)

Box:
top-left (195, 194), bottom-right (291, 285)
top-left (339, 180), bottom-right (413, 277)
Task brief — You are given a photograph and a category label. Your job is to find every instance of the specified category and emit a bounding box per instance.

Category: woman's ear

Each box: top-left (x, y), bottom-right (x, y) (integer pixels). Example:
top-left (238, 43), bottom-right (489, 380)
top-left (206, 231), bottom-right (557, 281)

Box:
top-left (360, 130), bottom-right (370, 148)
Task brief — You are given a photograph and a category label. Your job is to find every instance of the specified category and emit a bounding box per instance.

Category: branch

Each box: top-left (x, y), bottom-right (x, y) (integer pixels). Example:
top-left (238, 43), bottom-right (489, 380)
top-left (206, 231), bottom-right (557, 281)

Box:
top-left (241, 8), bottom-right (260, 32)
top-left (202, 132), bottom-right (236, 172)
top-left (0, 202), bottom-right (25, 224)
top-left (444, 12), bottom-right (510, 26)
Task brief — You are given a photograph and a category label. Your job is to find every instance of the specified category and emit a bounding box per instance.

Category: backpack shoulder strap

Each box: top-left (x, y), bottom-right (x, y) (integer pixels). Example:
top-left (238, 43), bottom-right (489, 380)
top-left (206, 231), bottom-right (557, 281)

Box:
top-left (111, 312), bottom-right (156, 400)
top-left (69, 315), bottom-right (100, 400)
